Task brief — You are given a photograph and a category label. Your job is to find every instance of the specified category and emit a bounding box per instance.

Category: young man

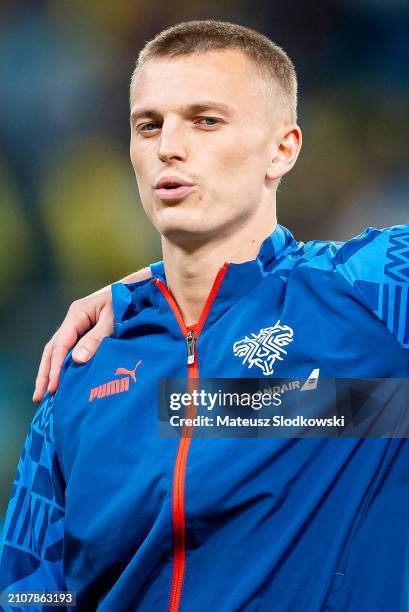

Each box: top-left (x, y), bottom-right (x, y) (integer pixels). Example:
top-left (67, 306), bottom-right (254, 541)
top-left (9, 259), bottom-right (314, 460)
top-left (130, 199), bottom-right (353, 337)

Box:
top-left (2, 20), bottom-right (409, 612)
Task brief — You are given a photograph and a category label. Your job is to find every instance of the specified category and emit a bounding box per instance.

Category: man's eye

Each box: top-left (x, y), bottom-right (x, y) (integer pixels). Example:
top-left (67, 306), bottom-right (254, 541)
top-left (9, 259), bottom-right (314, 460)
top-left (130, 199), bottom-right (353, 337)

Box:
top-left (197, 117), bottom-right (220, 126)
top-left (139, 122), bottom-right (160, 132)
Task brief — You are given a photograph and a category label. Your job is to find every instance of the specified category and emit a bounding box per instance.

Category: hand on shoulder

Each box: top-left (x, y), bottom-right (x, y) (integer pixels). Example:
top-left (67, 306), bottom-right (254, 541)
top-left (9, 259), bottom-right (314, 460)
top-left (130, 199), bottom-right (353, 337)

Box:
top-left (33, 266), bottom-right (152, 403)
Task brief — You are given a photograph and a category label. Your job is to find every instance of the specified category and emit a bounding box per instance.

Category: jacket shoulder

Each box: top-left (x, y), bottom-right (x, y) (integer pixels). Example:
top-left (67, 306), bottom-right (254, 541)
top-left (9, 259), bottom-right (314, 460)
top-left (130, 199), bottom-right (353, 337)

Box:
top-left (296, 225), bottom-right (409, 284)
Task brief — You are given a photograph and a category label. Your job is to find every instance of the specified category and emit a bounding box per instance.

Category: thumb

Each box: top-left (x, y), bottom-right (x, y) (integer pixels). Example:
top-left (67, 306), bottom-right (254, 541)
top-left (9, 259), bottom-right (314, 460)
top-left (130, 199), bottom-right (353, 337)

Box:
top-left (72, 310), bottom-right (114, 363)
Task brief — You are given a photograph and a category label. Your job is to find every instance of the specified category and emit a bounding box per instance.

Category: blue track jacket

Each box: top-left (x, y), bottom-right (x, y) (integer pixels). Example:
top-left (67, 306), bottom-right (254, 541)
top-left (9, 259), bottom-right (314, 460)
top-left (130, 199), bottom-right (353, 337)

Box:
top-left (1, 223), bottom-right (409, 611)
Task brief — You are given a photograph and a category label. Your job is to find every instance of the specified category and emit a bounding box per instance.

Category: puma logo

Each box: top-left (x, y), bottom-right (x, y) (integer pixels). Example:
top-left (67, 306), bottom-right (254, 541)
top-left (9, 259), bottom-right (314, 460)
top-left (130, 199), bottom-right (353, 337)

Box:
top-left (114, 360), bottom-right (142, 383)
top-left (89, 359), bottom-right (142, 402)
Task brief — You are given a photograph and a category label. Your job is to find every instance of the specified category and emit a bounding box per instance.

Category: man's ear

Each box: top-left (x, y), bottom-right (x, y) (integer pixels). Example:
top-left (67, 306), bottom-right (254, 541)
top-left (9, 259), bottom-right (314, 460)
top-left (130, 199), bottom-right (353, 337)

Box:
top-left (266, 125), bottom-right (302, 181)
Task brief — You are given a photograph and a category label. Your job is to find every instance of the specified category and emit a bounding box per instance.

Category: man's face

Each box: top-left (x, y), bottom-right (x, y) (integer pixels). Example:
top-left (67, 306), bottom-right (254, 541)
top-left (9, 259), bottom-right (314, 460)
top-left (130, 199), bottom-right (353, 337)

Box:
top-left (130, 49), bottom-right (284, 245)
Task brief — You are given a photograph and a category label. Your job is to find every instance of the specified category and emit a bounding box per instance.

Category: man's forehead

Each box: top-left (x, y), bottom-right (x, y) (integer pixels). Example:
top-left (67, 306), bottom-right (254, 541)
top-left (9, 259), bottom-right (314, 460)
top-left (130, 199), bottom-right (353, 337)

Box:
top-left (136, 48), bottom-right (256, 78)
top-left (130, 51), bottom-right (269, 113)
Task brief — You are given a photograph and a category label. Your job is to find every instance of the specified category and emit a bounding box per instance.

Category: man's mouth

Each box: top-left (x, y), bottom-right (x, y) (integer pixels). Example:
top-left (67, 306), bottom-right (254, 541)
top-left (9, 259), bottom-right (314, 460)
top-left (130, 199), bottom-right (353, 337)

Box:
top-left (155, 176), bottom-right (195, 201)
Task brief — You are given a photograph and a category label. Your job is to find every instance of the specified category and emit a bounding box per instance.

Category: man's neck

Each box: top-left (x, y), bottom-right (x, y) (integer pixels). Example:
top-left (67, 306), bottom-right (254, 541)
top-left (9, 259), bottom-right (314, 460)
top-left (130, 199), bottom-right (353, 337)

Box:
top-left (161, 218), bottom-right (277, 327)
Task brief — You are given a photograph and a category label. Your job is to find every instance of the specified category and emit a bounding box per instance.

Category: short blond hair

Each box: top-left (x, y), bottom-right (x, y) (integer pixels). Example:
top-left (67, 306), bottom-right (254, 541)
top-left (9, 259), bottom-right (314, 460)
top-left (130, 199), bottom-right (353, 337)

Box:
top-left (130, 20), bottom-right (298, 122)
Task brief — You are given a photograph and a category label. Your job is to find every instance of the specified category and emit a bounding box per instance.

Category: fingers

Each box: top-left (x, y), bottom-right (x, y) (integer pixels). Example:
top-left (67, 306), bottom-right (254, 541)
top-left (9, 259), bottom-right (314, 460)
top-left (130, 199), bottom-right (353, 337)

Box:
top-left (71, 333), bottom-right (101, 364)
top-left (33, 306), bottom-right (93, 404)
top-left (33, 339), bottom-right (53, 404)
top-left (32, 289), bottom-right (115, 404)
top-left (72, 306), bottom-right (114, 364)
top-left (47, 309), bottom-right (93, 396)
top-left (47, 341), bottom-right (76, 395)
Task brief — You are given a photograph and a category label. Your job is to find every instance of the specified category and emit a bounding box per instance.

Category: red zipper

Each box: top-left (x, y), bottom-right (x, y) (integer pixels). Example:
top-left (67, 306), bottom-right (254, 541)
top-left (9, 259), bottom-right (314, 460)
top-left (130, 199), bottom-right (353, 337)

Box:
top-left (153, 262), bottom-right (229, 612)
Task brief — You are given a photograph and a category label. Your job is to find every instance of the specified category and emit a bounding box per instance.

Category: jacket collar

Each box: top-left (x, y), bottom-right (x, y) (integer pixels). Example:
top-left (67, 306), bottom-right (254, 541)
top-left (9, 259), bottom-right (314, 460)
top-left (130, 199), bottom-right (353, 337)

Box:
top-left (112, 224), bottom-right (299, 332)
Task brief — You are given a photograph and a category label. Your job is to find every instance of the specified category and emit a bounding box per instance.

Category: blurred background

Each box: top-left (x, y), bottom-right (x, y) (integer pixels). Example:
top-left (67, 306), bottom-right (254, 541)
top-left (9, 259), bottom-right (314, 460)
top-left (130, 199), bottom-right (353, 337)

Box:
top-left (0, 1), bottom-right (408, 533)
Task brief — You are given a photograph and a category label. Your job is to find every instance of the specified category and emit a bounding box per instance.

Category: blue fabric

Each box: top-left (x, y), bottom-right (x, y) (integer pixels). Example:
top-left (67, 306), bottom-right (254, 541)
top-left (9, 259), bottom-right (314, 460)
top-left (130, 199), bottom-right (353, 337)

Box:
top-left (1, 224), bottom-right (408, 611)
top-left (149, 259), bottom-right (165, 280)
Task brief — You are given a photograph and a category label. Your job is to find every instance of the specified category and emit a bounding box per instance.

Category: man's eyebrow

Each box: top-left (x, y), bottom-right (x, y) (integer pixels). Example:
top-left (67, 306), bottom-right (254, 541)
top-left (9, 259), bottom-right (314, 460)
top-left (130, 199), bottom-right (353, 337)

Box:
top-left (130, 101), bottom-right (233, 122)
top-left (130, 108), bottom-right (160, 122)
top-left (181, 102), bottom-right (233, 116)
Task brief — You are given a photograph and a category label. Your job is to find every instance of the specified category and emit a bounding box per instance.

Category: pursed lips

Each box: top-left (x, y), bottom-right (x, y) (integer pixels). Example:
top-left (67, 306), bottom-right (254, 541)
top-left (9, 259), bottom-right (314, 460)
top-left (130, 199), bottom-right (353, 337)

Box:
top-left (155, 176), bottom-right (196, 201)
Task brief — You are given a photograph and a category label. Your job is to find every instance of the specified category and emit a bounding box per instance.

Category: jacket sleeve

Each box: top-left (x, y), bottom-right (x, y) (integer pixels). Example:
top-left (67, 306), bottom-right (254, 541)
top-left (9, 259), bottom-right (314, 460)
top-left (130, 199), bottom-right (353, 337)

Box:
top-left (0, 393), bottom-right (66, 602)
top-left (334, 224), bottom-right (409, 354)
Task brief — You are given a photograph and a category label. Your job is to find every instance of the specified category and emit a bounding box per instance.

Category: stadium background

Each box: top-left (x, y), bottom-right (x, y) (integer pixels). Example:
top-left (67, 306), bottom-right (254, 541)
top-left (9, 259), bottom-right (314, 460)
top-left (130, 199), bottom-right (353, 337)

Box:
top-left (0, 1), bottom-right (408, 534)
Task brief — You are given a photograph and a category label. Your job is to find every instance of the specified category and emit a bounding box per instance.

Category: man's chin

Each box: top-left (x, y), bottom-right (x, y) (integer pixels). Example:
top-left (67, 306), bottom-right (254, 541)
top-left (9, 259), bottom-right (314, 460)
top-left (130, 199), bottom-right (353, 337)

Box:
top-left (154, 208), bottom-right (208, 237)
top-left (161, 224), bottom-right (207, 241)
top-left (159, 223), bottom-right (218, 249)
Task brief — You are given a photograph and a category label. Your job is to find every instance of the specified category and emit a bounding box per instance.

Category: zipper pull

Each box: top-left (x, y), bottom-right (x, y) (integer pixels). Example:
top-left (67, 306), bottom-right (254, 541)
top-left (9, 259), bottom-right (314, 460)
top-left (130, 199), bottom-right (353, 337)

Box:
top-left (186, 330), bottom-right (196, 365)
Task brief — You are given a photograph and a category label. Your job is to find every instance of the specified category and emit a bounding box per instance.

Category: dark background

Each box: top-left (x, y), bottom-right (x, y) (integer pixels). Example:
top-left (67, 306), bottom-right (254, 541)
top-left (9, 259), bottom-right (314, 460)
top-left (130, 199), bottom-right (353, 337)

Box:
top-left (1, 0), bottom-right (408, 532)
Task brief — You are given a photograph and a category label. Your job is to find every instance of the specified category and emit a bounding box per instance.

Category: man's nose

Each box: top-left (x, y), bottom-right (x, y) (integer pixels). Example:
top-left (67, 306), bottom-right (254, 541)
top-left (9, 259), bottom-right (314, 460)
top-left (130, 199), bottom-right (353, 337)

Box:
top-left (158, 118), bottom-right (187, 163)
